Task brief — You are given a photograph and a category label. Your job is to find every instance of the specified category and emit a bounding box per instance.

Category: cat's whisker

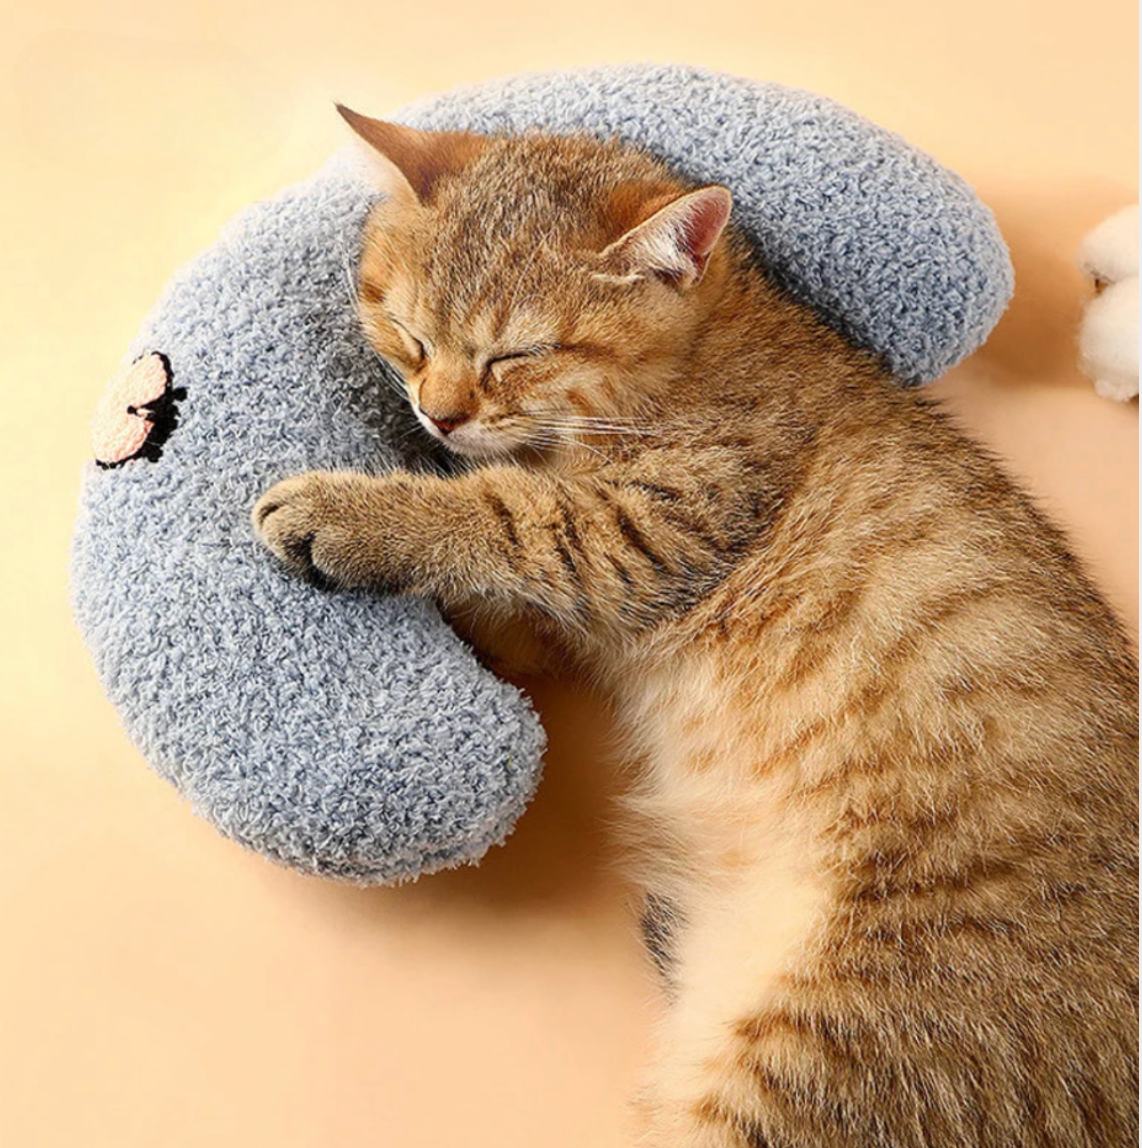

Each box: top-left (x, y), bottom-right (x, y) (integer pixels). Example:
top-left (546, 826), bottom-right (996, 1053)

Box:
top-left (505, 425), bottom-right (568, 454)
top-left (528, 412), bottom-right (659, 431)
top-left (537, 425), bottom-right (656, 439)
top-left (520, 421), bottom-right (610, 460)
top-left (525, 418), bottom-right (658, 441)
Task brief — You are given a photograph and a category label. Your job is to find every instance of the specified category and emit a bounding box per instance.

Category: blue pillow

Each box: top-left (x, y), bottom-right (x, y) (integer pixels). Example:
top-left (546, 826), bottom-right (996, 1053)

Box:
top-left (71, 64), bottom-right (1012, 883)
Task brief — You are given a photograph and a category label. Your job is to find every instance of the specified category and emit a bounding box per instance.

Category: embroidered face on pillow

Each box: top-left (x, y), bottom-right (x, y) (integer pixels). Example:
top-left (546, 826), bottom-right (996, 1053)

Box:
top-left (92, 353), bottom-right (185, 468)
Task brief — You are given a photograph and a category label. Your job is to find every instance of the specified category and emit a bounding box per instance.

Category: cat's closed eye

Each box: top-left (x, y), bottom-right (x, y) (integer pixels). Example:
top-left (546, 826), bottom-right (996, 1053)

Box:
top-left (485, 345), bottom-right (562, 381)
top-left (387, 315), bottom-right (427, 365)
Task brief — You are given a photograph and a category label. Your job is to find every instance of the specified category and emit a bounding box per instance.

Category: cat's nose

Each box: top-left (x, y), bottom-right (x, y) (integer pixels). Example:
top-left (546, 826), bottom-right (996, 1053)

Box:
top-left (424, 409), bottom-right (470, 435)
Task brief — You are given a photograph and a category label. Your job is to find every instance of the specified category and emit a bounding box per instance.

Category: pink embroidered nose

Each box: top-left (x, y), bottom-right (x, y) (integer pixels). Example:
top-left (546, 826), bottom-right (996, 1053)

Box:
top-left (91, 352), bottom-right (182, 468)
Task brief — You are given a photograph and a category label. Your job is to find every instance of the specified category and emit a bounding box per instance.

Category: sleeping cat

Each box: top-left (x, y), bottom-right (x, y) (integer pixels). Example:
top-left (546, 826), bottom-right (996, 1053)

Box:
top-left (253, 109), bottom-right (1139, 1147)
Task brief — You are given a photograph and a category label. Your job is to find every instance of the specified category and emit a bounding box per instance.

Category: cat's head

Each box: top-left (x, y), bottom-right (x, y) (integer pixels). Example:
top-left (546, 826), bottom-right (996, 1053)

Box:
top-left (340, 107), bottom-right (732, 459)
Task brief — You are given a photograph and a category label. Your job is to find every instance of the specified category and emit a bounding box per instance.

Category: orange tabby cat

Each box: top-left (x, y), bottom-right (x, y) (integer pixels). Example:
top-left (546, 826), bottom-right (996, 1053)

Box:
top-left (254, 111), bottom-right (1139, 1147)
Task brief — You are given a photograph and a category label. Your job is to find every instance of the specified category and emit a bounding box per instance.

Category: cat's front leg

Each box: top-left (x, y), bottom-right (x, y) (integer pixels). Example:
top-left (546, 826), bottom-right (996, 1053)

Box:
top-left (254, 466), bottom-right (578, 605)
top-left (254, 470), bottom-right (579, 678)
top-left (254, 462), bottom-right (729, 637)
top-left (252, 470), bottom-right (429, 593)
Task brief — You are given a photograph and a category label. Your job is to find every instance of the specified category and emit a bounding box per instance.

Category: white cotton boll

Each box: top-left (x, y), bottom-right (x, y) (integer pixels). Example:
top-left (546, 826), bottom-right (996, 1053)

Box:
top-left (1079, 276), bottom-right (1139, 401)
top-left (1076, 205), bottom-right (1138, 401)
top-left (1078, 204), bottom-right (1139, 285)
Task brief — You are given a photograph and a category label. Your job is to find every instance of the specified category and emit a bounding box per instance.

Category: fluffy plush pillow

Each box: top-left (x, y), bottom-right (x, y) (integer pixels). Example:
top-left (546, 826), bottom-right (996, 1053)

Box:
top-left (71, 63), bottom-right (1013, 883)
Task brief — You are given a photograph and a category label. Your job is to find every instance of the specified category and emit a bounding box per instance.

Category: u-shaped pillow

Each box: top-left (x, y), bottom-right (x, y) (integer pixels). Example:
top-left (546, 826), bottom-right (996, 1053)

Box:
top-left (71, 63), bottom-right (1013, 883)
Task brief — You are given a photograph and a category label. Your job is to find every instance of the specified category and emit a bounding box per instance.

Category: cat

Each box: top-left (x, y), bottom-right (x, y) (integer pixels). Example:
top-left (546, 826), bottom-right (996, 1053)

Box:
top-left (253, 109), bottom-right (1139, 1147)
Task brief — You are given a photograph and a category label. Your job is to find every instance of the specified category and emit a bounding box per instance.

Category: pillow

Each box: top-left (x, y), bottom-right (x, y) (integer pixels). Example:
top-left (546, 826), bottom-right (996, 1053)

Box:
top-left (71, 63), bottom-right (1013, 884)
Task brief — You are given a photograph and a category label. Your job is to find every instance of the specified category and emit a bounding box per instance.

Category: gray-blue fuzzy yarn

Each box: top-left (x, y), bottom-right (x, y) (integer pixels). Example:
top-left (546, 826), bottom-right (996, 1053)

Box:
top-left (71, 64), bottom-right (1012, 885)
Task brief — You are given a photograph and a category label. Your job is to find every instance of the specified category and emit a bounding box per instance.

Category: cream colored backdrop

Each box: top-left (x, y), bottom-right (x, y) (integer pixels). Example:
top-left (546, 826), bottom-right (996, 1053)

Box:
top-left (0, 2), bottom-right (1136, 1146)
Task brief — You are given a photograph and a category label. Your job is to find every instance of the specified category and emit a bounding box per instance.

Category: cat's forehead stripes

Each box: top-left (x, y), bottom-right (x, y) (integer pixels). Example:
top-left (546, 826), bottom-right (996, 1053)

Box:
top-left (484, 307), bottom-right (562, 355)
top-left (412, 134), bottom-right (684, 317)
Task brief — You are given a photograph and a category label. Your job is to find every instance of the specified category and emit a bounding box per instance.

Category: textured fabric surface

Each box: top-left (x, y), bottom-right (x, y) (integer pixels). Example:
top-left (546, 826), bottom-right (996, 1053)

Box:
top-left (71, 64), bottom-right (1012, 884)
top-left (72, 169), bottom-right (547, 883)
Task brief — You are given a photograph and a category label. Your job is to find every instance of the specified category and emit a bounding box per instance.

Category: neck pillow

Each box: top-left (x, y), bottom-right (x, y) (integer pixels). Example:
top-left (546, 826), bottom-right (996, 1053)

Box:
top-left (71, 63), bottom-right (1013, 884)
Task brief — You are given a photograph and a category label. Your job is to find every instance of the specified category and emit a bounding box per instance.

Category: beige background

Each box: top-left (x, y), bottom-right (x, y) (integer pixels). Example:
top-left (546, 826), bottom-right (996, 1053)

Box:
top-left (0, 2), bottom-right (1136, 1146)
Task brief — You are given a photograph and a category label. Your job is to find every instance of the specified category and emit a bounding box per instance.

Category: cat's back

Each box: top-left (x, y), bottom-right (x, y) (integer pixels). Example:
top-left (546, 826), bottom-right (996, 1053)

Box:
top-left (640, 380), bottom-right (1139, 1145)
top-left (630, 369), bottom-right (1137, 824)
top-left (701, 378), bottom-right (1137, 743)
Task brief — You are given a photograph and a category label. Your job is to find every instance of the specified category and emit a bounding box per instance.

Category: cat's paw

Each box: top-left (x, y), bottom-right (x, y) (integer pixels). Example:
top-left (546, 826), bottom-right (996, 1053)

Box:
top-left (253, 471), bottom-right (350, 588)
top-left (252, 471), bottom-right (410, 591)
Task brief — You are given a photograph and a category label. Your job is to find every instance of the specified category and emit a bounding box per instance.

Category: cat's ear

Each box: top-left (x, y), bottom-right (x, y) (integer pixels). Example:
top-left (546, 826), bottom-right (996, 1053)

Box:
top-left (336, 105), bottom-right (487, 205)
top-left (600, 185), bottom-right (733, 289)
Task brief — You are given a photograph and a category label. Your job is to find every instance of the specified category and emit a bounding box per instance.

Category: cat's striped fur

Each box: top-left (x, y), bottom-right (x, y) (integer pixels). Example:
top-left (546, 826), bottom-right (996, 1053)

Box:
top-left (255, 118), bottom-right (1138, 1147)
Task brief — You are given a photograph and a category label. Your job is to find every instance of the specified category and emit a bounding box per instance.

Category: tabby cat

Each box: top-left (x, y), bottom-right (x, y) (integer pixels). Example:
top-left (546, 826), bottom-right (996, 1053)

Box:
top-left (253, 108), bottom-right (1138, 1147)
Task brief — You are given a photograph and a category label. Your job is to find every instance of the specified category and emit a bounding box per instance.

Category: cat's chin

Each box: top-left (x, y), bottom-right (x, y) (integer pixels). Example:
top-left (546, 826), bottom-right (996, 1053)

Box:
top-left (439, 435), bottom-right (518, 461)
